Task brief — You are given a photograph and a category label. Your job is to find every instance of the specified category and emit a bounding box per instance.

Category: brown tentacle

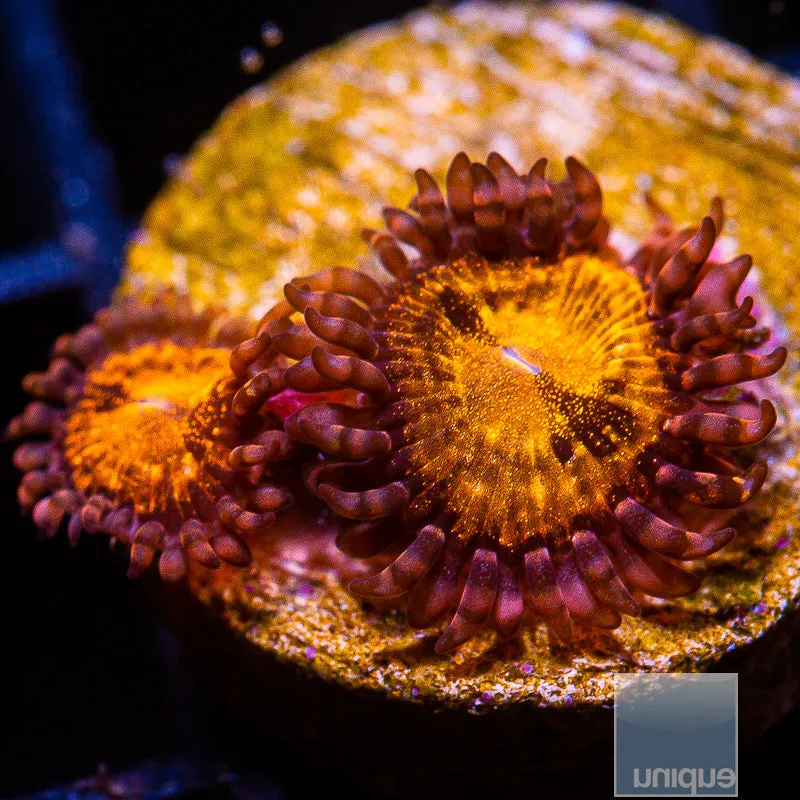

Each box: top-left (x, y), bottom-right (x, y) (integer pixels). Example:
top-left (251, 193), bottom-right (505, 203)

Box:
top-left (414, 168), bottom-right (452, 254)
top-left (208, 525), bottom-right (252, 566)
top-left (284, 282), bottom-right (373, 327)
top-left (528, 157), bottom-right (548, 181)
top-left (655, 460), bottom-right (767, 508)
top-left (179, 519), bottom-right (221, 569)
top-left (249, 484), bottom-right (293, 513)
top-left (231, 371), bottom-right (281, 419)
top-left (614, 497), bottom-right (734, 558)
top-left (286, 403), bottom-right (392, 458)
top-left (335, 519), bottom-right (397, 558)
top-left (680, 347), bottom-right (787, 392)
top-left (269, 321), bottom-right (324, 360)
top-left (257, 298), bottom-right (294, 329)
top-left (159, 536), bottom-right (190, 582)
top-left (604, 529), bottom-right (700, 597)
top-left (350, 524), bottom-right (446, 598)
top-left (128, 520), bottom-right (165, 577)
top-left (22, 358), bottom-right (82, 401)
top-left (525, 175), bottom-right (556, 252)
top-left (572, 530), bottom-right (640, 616)
top-left (664, 399), bottom-right (777, 445)
top-left (523, 547), bottom-right (571, 641)
top-left (383, 208), bottom-right (436, 257)
top-left (486, 151), bottom-right (525, 219)
top-left (555, 550), bottom-right (621, 628)
top-left (317, 481), bottom-right (410, 520)
top-left (685, 254), bottom-right (752, 317)
top-left (436, 548), bottom-right (499, 653)
top-left (304, 307), bottom-right (379, 360)
top-left (645, 227), bottom-right (695, 285)
top-left (284, 356), bottom-right (339, 392)
top-left (708, 196), bottom-right (724, 237)
top-left (18, 469), bottom-right (62, 508)
top-left (216, 495), bottom-right (275, 536)
top-left (230, 330), bottom-right (272, 379)
top-left (7, 401), bottom-right (64, 437)
top-left (491, 554), bottom-right (524, 639)
top-left (80, 494), bottom-right (113, 533)
top-left (469, 162), bottom-right (505, 254)
top-left (564, 155), bottom-right (603, 242)
top-left (651, 216), bottom-right (717, 316)
top-left (311, 346), bottom-right (391, 400)
top-left (406, 536), bottom-right (466, 628)
top-left (12, 442), bottom-right (55, 472)
top-left (670, 298), bottom-right (753, 352)
top-left (52, 324), bottom-right (108, 366)
top-left (229, 429), bottom-right (295, 468)
top-left (644, 191), bottom-right (674, 236)
top-left (445, 151), bottom-right (474, 225)
top-left (293, 266), bottom-right (388, 306)
top-left (363, 229), bottom-right (410, 280)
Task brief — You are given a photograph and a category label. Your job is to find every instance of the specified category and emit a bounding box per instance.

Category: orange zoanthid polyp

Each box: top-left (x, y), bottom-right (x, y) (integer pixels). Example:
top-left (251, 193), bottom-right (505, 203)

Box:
top-left (63, 342), bottom-right (232, 516)
top-left (9, 294), bottom-right (293, 582)
top-left (250, 151), bottom-right (787, 652)
top-left (388, 254), bottom-right (668, 549)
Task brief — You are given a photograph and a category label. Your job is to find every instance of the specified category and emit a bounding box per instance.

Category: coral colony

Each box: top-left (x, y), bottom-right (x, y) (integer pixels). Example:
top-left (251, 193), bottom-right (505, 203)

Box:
top-left (9, 152), bottom-right (785, 653)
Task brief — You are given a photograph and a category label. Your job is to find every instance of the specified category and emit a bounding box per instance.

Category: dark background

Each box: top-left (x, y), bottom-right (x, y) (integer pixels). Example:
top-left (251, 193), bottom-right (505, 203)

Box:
top-left (1, 1), bottom-right (798, 797)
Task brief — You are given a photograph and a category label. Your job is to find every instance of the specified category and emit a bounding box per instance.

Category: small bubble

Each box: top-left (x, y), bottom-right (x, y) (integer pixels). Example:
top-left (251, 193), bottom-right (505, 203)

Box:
top-left (63, 221), bottom-right (98, 259)
top-left (163, 154), bottom-right (182, 176)
top-left (240, 47), bottom-right (264, 75)
top-left (61, 177), bottom-right (90, 210)
top-left (261, 22), bottom-right (283, 47)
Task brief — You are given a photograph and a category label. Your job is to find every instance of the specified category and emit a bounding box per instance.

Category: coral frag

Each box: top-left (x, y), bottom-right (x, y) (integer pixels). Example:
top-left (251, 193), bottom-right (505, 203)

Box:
top-left (9, 154), bottom-right (786, 653)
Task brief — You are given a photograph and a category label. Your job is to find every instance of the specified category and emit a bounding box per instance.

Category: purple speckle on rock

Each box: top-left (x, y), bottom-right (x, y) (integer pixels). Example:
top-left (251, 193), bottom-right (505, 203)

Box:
top-left (520, 663), bottom-right (533, 676)
top-left (480, 691), bottom-right (493, 703)
top-left (564, 694), bottom-right (574, 707)
top-left (776, 537), bottom-right (790, 549)
top-left (243, 583), bottom-right (254, 594)
top-left (297, 582), bottom-right (316, 598)
top-left (411, 687), bottom-right (420, 697)
top-left (304, 646), bottom-right (317, 659)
